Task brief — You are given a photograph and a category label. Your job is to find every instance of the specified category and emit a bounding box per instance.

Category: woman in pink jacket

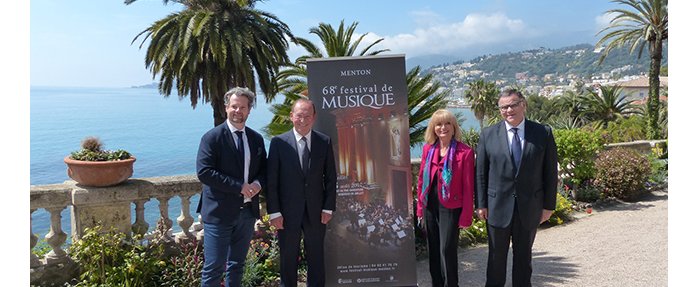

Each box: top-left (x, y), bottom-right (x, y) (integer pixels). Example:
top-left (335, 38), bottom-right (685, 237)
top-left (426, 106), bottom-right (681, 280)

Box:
top-left (416, 109), bottom-right (475, 287)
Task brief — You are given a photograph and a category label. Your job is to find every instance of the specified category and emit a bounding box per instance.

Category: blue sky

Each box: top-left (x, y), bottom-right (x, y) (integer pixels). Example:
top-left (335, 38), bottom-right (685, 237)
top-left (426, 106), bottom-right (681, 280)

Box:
top-left (29, 0), bottom-right (624, 88)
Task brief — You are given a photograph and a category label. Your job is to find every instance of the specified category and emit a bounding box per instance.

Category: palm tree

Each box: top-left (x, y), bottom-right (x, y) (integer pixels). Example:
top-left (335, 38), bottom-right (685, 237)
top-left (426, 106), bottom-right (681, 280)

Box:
top-left (265, 20), bottom-right (448, 147)
top-left (555, 90), bottom-right (588, 124)
top-left (463, 79), bottom-right (498, 130)
top-left (580, 85), bottom-right (637, 126)
top-left (547, 115), bottom-right (584, 130)
top-left (596, 0), bottom-right (667, 139)
top-left (127, 0), bottom-right (294, 126)
top-left (407, 66), bottom-right (449, 146)
top-left (262, 20), bottom-right (387, 136)
top-left (525, 94), bottom-right (557, 125)
top-left (308, 21), bottom-right (389, 58)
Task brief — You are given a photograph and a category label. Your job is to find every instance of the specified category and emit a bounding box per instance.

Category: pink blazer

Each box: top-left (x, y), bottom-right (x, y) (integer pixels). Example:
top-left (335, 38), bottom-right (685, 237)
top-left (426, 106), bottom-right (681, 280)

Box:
top-left (416, 141), bottom-right (475, 228)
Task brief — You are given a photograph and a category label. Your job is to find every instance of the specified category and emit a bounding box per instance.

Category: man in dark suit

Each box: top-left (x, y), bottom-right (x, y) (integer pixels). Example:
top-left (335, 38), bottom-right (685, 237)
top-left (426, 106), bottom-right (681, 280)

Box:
top-left (266, 98), bottom-right (337, 287)
top-left (476, 89), bottom-right (558, 287)
top-left (196, 87), bottom-right (266, 287)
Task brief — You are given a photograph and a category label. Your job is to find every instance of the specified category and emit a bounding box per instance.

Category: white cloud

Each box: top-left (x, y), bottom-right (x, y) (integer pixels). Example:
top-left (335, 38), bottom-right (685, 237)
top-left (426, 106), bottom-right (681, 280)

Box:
top-left (365, 13), bottom-right (535, 58)
top-left (595, 12), bottom-right (618, 31)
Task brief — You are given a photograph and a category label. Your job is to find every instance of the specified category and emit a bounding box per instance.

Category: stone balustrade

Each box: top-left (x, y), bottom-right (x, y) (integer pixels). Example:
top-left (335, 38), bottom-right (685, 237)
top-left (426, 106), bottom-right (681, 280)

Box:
top-left (29, 174), bottom-right (203, 286)
top-left (604, 139), bottom-right (667, 155)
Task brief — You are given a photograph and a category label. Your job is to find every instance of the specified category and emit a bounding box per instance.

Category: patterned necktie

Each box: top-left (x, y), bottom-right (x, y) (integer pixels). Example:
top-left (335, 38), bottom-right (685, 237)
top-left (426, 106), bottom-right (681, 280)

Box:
top-left (511, 127), bottom-right (522, 169)
top-left (301, 136), bottom-right (310, 175)
top-left (234, 131), bottom-right (244, 161)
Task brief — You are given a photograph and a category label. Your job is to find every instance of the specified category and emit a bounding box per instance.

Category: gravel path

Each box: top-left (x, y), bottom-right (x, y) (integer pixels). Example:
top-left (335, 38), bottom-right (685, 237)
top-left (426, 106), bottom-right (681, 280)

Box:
top-left (416, 190), bottom-right (668, 287)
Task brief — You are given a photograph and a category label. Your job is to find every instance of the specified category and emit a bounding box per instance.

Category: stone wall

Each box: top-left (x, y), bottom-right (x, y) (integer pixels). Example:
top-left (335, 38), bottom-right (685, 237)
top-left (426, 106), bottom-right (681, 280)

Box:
top-left (30, 175), bottom-right (202, 286)
top-left (603, 139), bottom-right (667, 155)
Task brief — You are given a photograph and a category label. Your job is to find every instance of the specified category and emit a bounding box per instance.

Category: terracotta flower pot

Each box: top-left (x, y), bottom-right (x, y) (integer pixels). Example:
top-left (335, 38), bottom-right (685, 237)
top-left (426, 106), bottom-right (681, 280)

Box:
top-left (64, 156), bottom-right (136, 187)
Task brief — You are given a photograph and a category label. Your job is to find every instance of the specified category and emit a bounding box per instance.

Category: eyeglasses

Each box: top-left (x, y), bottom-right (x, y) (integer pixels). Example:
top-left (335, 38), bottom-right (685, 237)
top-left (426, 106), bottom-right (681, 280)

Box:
top-left (498, 100), bottom-right (523, 111)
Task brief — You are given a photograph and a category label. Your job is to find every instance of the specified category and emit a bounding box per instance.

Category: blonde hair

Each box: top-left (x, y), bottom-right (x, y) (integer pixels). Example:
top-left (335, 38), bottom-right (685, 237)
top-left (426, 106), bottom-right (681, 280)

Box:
top-left (424, 109), bottom-right (462, 144)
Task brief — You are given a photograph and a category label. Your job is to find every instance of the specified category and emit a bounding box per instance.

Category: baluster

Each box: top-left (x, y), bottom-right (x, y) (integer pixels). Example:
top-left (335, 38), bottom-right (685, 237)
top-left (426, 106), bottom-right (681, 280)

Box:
top-left (44, 206), bottom-right (68, 264)
top-left (30, 209), bottom-right (40, 268)
top-left (157, 196), bottom-right (173, 242)
top-left (131, 199), bottom-right (149, 236)
top-left (175, 195), bottom-right (195, 243)
top-left (196, 214), bottom-right (205, 243)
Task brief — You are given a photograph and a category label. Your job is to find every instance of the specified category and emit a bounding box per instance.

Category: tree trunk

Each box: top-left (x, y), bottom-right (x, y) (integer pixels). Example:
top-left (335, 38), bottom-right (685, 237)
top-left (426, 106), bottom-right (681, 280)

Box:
top-left (646, 39), bottom-right (663, 140)
top-left (212, 86), bottom-right (227, 127)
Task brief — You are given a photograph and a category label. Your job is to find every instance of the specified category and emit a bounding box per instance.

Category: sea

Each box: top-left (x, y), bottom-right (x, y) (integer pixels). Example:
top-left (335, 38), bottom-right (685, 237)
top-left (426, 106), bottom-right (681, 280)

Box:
top-left (30, 86), bottom-right (477, 239)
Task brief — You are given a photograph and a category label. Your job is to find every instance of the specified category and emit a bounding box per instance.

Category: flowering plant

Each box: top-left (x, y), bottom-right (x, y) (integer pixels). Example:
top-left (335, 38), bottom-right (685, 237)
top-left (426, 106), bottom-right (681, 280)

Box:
top-left (70, 136), bottom-right (131, 161)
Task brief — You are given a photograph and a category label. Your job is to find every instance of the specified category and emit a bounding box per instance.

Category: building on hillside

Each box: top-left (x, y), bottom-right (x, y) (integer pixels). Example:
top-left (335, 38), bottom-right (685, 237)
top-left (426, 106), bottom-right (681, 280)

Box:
top-left (612, 76), bottom-right (668, 102)
top-left (543, 73), bottom-right (555, 82)
top-left (538, 85), bottom-right (571, 98)
top-left (515, 72), bottom-right (528, 81)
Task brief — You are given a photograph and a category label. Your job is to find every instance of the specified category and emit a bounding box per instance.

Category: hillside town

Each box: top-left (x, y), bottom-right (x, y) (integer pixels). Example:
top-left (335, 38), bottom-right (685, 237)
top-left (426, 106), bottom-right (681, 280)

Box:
top-left (423, 45), bottom-right (668, 107)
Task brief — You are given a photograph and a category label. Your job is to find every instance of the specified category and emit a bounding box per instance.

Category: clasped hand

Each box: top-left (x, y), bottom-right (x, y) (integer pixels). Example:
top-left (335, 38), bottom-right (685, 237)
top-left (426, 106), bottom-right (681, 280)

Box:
top-left (240, 183), bottom-right (260, 199)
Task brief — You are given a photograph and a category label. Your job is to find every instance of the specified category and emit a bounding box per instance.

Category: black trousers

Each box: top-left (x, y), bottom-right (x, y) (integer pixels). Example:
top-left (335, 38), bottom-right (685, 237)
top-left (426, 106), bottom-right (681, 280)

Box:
top-left (278, 207), bottom-right (326, 287)
top-left (485, 203), bottom-right (538, 287)
top-left (425, 185), bottom-right (462, 287)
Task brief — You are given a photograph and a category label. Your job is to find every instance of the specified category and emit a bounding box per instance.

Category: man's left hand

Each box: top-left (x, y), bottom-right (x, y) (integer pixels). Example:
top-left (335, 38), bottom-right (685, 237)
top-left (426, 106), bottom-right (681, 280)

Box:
top-left (540, 209), bottom-right (554, 224)
top-left (321, 212), bottom-right (333, 224)
top-left (241, 182), bottom-right (261, 199)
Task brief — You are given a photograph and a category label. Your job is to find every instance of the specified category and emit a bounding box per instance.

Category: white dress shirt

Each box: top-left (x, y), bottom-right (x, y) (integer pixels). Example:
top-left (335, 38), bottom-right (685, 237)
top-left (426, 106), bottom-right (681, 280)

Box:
top-left (504, 119), bottom-right (526, 153)
top-left (293, 128), bottom-right (312, 169)
top-left (226, 120), bottom-right (260, 202)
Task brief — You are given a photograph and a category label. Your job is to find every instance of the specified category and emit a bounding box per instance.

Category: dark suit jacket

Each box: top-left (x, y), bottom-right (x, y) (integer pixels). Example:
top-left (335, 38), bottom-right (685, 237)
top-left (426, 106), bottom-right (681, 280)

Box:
top-left (476, 119), bottom-right (558, 230)
top-left (266, 130), bottom-right (337, 229)
top-left (196, 123), bottom-right (267, 224)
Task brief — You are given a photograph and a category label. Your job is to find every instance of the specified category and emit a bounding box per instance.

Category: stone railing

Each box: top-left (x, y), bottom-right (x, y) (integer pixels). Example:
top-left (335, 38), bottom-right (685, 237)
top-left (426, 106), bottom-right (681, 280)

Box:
top-left (603, 139), bottom-right (667, 155)
top-left (30, 174), bottom-right (203, 286)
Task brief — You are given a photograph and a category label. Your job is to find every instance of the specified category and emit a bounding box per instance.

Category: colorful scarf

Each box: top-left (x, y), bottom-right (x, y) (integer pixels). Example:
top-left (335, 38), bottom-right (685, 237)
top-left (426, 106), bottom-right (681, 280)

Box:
top-left (420, 138), bottom-right (456, 201)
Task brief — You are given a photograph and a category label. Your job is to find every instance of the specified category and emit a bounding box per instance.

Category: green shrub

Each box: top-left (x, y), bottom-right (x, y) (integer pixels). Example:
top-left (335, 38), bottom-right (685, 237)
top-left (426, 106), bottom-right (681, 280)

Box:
top-left (573, 185), bottom-right (601, 203)
top-left (460, 127), bottom-right (480, 150)
top-left (242, 215), bottom-right (288, 286)
top-left (645, 152), bottom-right (668, 189)
top-left (593, 148), bottom-right (651, 201)
top-left (63, 217), bottom-right (320, 286)
top-left (458, 217), bottom-right (487, 247)
top-left (68, 225), bottom-right (164, 287)
top-left (594, 115), bottom-right (646, 143)
top-left (71, 149), bottom-right (131, 161)
top-left (31, 239), bottom-right (52, 259)
top-left (548, 193), bottom-right (573, 226)
top-left (159, 239), bottom-right (203, 287)
top-left (554, 129), bottom-right (603, 186)
top-left (241, 239), bottom-right (265, 286)
top-left (653, 141), bottom-right (668, 159)
top-left (70, 136), bottom-right (131, 161)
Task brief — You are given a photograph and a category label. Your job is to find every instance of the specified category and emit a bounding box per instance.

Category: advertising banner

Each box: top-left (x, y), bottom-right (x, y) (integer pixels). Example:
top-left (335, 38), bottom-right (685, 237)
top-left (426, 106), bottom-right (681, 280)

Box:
top-left (307, 55), bottom-right (417, 286)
